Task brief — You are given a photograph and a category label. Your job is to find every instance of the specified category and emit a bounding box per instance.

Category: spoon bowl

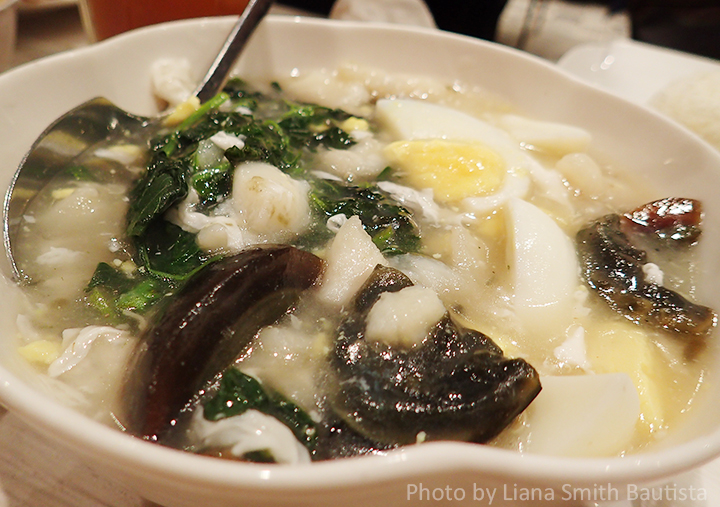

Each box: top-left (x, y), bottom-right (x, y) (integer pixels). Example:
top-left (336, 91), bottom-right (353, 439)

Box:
top-left (3, 98), bottom-right (147, 282)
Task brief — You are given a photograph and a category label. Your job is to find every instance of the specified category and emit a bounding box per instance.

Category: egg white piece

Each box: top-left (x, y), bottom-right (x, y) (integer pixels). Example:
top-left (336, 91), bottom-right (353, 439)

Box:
top-left (49, 326), bottom-right (131, 378)
top-left (376, 98), bottom-right (523, 162)
top-left (376, 98), bottom-right (570, 210)
top-left (506, 197), bottom-right (579, 348)
top-left (377, 180), bottom-right (455, 226)
top-left (461, 167), bottom-right (531, 216)
top-left (190, 407), bottom-right (311, 464)
top-left (520, 373), bottom-right (640, 457)
top-left (45, 325), bottom-right (136, 413)
top-left (498, 114), bottom-right (592, 156)
top-left (167, 189), bottom-right (247, 253)
top-left (36, 247), bottom-right (83, 266)
top-left (553, 325), bottom-right (591, 370)
top-left (375, 98), bottom-right (501, 141)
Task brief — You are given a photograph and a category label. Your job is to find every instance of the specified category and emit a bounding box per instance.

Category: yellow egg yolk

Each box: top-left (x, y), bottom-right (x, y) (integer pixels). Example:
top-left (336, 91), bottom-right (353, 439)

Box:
top-left (383, 139), bottom-right (505, 203)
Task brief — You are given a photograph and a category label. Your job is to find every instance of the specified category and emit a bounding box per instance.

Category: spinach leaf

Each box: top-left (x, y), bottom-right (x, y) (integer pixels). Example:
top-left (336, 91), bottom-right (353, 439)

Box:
top-left (85, 262), bottom-right (173, 322)
top-left (154, 93), bottom-right (232, 157)
top-left (190, 160), bottom-right (233, 207)
top-left (129, 84), bottom-right (363, 233)
top-left (309, 178), bottom-right (421, 256)
top-left (124, 82), bottom-right (372, 311)
top-left (135, 220), bottom-right (217, 281)
top-left (223, 119), bottom-right (299, 172)
top-left (65, 165), bottom-right (98, 182)
top-left (155, 111), bottom-right (251, 160)
top-left (277, 101), bottom-right (356, 151)
top-left (126, 153), bottom-right (189, 237)
top-left (222, 78), bottom-right (264, 110)
top-left (203, 368), bottom-right (318, 453)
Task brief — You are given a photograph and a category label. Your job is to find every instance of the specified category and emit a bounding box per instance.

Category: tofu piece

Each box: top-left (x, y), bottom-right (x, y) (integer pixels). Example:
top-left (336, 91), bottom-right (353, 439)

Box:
top-left (585, 320), bottom-right (671, 436)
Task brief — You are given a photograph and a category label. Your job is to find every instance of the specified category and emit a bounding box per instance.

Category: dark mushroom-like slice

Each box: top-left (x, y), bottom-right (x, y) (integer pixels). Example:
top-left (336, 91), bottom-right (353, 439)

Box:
top-left (327, 264), bottom-right (541, 447)
top-left (576, 198), bottom-right (716, 345)
top-left (122, 245), bottom-right (324, 442)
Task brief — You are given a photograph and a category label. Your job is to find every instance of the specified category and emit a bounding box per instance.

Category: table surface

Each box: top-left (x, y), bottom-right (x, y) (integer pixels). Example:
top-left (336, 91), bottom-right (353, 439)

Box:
top-left (0, 407), bottom-right (148, 507)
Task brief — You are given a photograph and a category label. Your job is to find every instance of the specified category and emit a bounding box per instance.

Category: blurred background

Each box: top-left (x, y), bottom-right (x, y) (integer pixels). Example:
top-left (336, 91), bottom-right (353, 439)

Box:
top-left (3, 0), bottom-right (719, 74)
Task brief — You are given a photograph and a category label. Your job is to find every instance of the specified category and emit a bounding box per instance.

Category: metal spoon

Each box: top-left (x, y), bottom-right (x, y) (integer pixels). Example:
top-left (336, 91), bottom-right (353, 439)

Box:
top-left (2, 0), bottom-right (274, 283)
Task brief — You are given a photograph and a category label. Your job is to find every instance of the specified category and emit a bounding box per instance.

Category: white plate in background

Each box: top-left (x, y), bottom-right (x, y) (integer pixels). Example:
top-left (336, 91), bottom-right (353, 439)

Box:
top-left (557, 38), bottom-right (720, 106)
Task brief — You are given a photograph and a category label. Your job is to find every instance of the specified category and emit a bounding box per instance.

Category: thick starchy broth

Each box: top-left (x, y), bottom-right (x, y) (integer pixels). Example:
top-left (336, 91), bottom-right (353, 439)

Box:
top-left (11, 64), bottom-right (714, 462)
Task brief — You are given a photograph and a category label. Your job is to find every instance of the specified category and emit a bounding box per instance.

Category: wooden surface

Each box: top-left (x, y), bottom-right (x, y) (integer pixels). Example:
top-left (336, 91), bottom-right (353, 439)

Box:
top-left (0, 407), bottom-right (146, 506)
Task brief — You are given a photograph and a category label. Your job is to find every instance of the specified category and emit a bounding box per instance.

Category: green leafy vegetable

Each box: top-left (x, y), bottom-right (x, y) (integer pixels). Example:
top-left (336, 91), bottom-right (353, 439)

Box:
top-left (223, 119), bottom-right (298, 173)
top-left (203, 368), bottom-right (318, 453)
top-left (85, 262), bottom-right (172, 322)
top-left (135, 220), bottom-right (217, 281)
top-left (277, 101), bottom-right (356, 151)
top-left (126, 153), bottom-right (189, 237)
top-left (115, 81), bottom-right (371, 320)
top-left (190, 161), bottom-right (233, 207)
top-left (222, 78), bottom-right (265, 108)
top-left (309, 178), bottom-right (421, 255)
top-left (65, 165), bottom-right (98, 182)
top-left (128, 82), bottom-right (363, 235)
top-left (155, 92), bottom-right (232, 157)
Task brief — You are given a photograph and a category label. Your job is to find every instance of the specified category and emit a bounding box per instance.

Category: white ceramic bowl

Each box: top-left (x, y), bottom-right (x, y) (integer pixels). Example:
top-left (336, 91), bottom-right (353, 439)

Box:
top-left (2, 16), bottom-right (720, 507)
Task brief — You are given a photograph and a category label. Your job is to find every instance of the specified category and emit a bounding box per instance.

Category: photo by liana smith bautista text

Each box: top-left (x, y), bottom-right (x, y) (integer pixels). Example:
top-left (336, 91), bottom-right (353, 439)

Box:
top-left (406, 482), bottom-right (708, 504)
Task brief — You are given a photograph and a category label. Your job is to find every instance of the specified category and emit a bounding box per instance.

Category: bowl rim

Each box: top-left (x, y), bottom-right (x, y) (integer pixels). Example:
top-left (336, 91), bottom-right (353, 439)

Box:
top-left (2, 14), bottom-right (720, 492)
top-left (5, 349), bottom-right (720, 490)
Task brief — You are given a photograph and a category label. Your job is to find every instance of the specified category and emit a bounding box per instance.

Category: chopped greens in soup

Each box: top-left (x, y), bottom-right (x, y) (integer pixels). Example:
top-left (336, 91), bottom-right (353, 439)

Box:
top-left (12, 64), bottom-right (716, 463)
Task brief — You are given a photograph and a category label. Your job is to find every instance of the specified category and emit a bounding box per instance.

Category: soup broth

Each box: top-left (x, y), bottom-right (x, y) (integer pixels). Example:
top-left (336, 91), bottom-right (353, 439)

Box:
top-left (11, 64), bottom-right (714, 462)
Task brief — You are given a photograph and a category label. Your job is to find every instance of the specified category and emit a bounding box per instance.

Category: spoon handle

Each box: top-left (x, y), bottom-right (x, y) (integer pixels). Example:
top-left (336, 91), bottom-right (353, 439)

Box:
top-left (193, 0), bottom-right (275, 103)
